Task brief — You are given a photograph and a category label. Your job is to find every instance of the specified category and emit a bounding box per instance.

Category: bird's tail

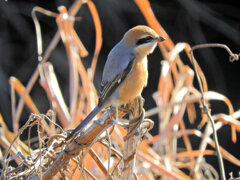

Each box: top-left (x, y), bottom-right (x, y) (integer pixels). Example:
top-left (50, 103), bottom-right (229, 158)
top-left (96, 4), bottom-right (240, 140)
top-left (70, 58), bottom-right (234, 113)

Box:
top-left (66, 105), bottom-right (102, 141)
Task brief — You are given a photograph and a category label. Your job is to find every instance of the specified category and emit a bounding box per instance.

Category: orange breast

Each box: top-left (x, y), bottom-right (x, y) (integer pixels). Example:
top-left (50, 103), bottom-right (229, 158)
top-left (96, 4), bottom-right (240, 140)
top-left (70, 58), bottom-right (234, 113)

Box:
top-left (118, 57), bottom-right (148, 105)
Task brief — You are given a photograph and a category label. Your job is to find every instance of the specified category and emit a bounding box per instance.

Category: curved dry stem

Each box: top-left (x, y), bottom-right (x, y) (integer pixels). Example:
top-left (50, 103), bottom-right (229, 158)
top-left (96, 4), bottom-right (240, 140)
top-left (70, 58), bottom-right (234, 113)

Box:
top-left (32, 6), bottom-right (58, 61)
top-left (87, 0), bottom-right (102, 80)
top-left (191, 43), bottom-right (239, 62)
top-left (14, 0), bottom-right (85, 140)
top-left (189, 43), bottom-right (230, 180)
top-left (1, 114), bottom-right (41, 179)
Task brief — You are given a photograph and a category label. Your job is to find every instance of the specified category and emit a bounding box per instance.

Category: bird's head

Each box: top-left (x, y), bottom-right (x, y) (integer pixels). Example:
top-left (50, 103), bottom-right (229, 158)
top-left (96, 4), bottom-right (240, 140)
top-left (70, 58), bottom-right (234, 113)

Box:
top-left (122, 25), bottom-right (165, 56)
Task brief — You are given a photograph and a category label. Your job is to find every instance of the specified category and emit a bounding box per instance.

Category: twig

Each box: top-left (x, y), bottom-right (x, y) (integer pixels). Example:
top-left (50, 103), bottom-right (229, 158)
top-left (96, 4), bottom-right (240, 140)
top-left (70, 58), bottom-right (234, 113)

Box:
top-left (10, 78), bottom-right (16, 134)
top-left (1, 114), bottom-right (40, 179)
top-left (106, 129), bottom-right (111, 180)
top-left (88, 149), bottom-right (114, 180)
top-left (40, 147), bottom-right (66, 179)
top-left (191, 43), bottom-right (239, 62)
top-left (121, 97), bottom-right (145, 180)
top-left (37, 117), bottom-right (43, 180)
top-left (189, 43), bottom-right (238, 180)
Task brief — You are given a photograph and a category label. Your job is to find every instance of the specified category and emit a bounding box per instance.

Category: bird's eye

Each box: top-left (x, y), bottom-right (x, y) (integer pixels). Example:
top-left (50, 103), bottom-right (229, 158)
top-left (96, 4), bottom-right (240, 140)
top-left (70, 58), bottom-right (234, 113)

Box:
top-left (136, 36), bottom-right (154, 45)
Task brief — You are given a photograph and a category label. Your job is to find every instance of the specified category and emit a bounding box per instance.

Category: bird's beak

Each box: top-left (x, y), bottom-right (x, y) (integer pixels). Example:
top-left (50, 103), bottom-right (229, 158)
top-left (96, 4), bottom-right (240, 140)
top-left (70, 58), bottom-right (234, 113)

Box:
top-left (155, 36), bottom-right (165, 42)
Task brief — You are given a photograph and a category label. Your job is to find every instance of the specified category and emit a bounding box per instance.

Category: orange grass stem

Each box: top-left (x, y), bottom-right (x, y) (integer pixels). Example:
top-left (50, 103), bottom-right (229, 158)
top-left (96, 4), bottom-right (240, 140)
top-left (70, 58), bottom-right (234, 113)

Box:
top-left (9, 77), bottom-right (40, 134)
top-left (14, 1), bottom-right (85, 132)
top-left (87, 0), bottom-right (102, 80)
top-left (137, 150), bottom-right (190, 180)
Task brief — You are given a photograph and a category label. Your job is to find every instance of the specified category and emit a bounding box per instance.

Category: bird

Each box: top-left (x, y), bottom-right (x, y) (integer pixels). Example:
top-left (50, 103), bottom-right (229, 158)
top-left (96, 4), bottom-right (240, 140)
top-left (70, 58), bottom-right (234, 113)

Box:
top-left (66, 25), bottom-right (165, 141)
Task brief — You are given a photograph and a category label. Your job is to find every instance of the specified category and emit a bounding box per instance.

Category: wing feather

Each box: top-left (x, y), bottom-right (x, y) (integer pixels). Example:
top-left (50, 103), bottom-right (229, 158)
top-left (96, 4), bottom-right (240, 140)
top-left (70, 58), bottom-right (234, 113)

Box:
top-left (99, 43), bottom-right (135, 106)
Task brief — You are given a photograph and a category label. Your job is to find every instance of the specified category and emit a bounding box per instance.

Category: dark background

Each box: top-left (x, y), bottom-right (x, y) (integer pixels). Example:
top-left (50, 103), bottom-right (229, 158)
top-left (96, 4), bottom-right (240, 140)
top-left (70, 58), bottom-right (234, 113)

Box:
top-left (0, 0), bottom-right (239, 177)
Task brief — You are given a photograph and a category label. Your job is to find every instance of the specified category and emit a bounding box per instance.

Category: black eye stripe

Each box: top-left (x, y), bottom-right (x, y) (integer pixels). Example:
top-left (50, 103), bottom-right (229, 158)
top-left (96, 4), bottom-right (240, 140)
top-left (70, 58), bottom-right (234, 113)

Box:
top-left (136, 36), bottom-right (154, 45)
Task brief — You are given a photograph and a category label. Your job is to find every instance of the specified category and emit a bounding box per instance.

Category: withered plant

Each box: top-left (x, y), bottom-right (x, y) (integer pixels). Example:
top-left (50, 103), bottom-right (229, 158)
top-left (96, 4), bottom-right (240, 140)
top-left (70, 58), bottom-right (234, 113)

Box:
top-left (0, 0), bottom-right (239, 179)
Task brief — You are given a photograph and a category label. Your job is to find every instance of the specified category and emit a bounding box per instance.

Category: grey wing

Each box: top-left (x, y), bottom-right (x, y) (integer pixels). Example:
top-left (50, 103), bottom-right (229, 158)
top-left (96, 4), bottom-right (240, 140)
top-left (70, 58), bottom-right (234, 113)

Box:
top-left (99, 44), bottom-right (135, 106)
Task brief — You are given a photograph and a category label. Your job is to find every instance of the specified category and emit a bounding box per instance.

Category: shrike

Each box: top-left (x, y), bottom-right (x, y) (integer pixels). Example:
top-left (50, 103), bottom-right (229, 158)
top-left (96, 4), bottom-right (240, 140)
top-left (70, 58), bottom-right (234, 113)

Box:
top-left (66, 25), bottom-right (165, 141)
